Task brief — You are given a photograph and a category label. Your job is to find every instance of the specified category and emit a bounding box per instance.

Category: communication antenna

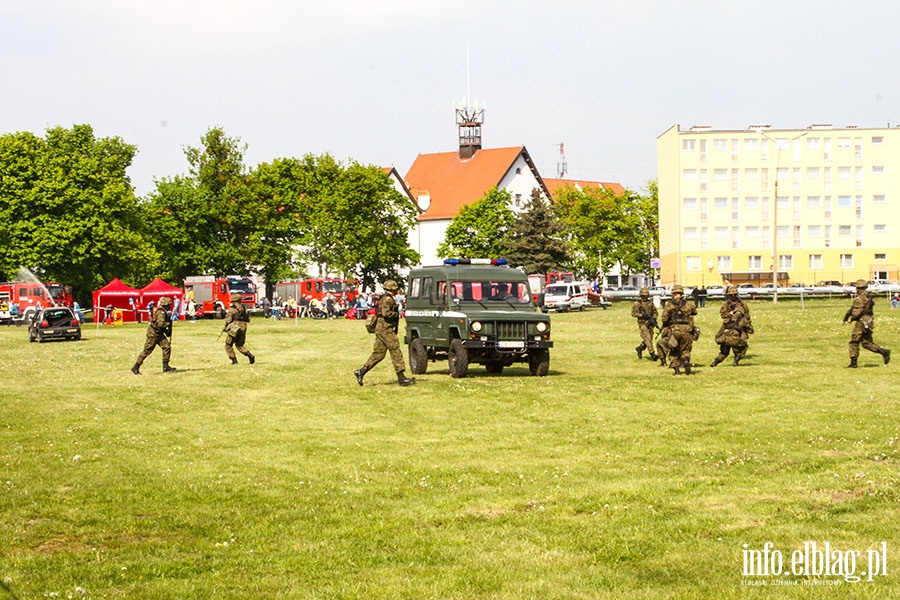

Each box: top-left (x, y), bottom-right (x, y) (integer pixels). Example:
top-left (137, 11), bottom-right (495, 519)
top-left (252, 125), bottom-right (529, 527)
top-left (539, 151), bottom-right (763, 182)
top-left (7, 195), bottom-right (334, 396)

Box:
top-left (453, 45), bottom-right (485, 159)
top-left (554, 142), bottom-right (568, 178)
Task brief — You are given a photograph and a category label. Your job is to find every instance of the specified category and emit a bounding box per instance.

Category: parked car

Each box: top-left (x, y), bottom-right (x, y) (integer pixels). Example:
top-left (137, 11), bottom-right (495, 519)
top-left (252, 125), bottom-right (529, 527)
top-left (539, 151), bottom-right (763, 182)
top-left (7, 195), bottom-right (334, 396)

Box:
top-left (28, 307), bottom-right (81, 342)
top-left (543, 282), bottom-right (590, 312)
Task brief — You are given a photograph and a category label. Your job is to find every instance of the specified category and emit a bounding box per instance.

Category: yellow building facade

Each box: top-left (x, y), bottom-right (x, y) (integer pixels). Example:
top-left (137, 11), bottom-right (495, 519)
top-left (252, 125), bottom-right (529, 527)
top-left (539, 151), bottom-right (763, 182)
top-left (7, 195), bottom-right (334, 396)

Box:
top-left (657, 124), bottom-right (900, 287)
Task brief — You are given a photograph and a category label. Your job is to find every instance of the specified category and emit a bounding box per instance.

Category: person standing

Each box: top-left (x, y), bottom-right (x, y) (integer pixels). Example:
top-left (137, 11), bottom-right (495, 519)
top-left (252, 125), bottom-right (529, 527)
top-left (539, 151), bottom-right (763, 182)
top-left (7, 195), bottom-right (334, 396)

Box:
top-left (660, 284), bottom-right (697, 375)
top-left (354, 280), bottom-right (416, 386)
top-left (131, 296), bottom-right (176, 375)
top-left (630, 287), bottom-right (658, 361)
top-left (843, 279), bottom-right (890, 368)
top-left (710, 285), bottom-right (754, 367)
top-left (224, 293), bottom-right (255, 365)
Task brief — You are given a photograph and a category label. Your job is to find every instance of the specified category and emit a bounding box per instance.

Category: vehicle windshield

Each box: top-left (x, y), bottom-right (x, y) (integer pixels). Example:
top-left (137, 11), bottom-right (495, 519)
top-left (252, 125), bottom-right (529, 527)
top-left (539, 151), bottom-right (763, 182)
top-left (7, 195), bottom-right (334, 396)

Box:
top-left (545, 284), bottom-right (570, 296)
top-left (323, 281), bottom-right (349, 293)
top-left (228, 279), bottom-right (256, 294)
top-left (441, 280), bottom-right (531, 304)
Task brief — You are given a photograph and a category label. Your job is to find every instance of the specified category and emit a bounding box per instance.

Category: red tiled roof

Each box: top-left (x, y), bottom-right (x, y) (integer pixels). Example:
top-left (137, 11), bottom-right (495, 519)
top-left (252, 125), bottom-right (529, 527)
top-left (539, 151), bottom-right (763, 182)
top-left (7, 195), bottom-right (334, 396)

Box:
top-left (543, 178), bottom-right (626, 197)
top-left (404, 147), bottom-right (527, 220)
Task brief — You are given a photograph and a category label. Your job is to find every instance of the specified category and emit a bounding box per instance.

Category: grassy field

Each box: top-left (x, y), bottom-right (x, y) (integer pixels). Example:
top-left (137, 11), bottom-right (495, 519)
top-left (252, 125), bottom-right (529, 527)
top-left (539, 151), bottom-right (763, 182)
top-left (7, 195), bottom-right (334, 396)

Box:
top-left (1, 297), bottom-right (899, 599)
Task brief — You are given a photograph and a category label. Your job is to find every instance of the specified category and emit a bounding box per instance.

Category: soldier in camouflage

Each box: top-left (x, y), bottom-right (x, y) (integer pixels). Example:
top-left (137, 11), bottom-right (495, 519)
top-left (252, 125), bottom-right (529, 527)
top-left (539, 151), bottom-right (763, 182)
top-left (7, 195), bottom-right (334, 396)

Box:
top-left (630, 287), bottom-right (659, 361)
top-left (224, 293), bottom-right (255, 365)
top-left (660, 284), bottom-right (697, 375)
top-left (843, 279), bottom-right (890, 368)
top-left (131, 296), bottom-right (176, 375)
top-left (355, 280), bottom-right (416, 386)
top-left (710, 285), bottom-right (754, 367)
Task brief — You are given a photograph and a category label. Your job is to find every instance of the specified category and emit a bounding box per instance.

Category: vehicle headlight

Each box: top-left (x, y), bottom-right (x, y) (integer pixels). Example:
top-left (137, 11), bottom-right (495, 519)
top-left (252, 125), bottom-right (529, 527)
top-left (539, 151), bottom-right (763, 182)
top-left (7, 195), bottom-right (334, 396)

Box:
top-left (470, 321), bottom-right (482, 333)
top-left (536, 321), bottom-right (548, 333)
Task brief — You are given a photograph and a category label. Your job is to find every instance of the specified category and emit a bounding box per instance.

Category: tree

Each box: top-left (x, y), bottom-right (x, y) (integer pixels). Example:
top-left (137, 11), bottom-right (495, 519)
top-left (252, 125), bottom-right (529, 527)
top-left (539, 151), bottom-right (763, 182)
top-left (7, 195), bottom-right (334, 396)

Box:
top-left (0, 125), bottom-right (158, 303)
top-left (436, 187), bottom-right (516, 259)
top-left (501, 188), bottom-right (571, 274)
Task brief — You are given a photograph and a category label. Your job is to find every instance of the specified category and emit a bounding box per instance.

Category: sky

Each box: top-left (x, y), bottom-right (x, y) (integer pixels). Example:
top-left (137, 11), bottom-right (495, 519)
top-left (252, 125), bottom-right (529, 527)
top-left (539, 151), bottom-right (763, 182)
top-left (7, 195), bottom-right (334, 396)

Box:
top-left (3, 0), bottom-right (899, 197)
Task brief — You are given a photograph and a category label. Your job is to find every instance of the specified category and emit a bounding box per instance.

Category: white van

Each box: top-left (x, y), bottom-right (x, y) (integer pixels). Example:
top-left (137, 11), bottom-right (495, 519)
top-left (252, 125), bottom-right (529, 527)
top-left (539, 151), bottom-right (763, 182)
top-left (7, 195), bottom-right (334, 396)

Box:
top-left (543, 282), bottom-right (589, 312)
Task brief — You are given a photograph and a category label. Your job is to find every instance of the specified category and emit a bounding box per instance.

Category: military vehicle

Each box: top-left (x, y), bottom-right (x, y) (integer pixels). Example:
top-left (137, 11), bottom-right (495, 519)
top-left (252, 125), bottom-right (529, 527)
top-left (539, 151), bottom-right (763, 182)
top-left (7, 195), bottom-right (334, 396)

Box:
top-left (404, 259), bottom-right (553, 377)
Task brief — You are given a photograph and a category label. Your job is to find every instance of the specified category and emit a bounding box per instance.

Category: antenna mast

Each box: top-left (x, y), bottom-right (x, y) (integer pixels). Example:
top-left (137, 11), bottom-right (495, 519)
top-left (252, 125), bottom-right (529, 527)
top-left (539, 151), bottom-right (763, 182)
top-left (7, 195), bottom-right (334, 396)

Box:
top-left (555, 142), bottom-right (568, 178)
top-left (454, 45), bottom-right (485, 160)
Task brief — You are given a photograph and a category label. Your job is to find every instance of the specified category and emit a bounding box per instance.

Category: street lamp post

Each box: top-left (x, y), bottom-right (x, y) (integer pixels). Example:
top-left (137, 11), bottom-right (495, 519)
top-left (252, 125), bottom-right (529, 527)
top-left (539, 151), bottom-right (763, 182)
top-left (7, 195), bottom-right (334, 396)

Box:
top-left (761, 130), bottom-right (807, 303)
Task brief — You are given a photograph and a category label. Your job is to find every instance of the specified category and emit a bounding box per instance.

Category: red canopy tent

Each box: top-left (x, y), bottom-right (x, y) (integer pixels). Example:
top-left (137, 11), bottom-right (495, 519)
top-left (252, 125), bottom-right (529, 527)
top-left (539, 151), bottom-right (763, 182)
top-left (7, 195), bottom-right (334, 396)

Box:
top-left (92, 278), bottom-right (141, 323)
top-left (140, 278), bottom-right (185, 319)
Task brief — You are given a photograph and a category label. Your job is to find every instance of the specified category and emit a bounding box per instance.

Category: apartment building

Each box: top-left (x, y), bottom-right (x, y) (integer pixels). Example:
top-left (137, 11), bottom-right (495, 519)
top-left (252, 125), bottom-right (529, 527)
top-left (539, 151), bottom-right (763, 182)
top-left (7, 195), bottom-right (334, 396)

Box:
top-left (657, 123), bottom-right (900, 287)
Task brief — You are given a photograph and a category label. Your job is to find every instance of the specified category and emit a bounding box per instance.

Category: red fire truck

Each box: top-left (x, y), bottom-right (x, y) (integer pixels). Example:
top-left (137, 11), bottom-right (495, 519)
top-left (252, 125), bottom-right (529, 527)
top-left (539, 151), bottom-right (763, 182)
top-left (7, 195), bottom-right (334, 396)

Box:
top-left (0, 280), bottom-right (73, 323)
top-left (183, 276), bottom-right (257, 318)
top-left (275, 277), bottom-right (358, 304)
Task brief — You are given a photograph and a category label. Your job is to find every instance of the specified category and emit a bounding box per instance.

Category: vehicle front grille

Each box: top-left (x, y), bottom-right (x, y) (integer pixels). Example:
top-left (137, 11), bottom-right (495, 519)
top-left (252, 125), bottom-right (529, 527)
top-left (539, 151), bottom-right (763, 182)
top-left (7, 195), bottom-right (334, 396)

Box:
top-left (495, 321), bottom-right (527, 339)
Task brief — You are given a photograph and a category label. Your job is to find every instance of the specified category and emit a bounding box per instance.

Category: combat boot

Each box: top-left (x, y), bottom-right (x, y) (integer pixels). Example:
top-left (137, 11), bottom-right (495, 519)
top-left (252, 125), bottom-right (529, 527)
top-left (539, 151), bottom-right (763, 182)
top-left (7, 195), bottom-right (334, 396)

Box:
top-left (649, 353), bottom-right (658, 361)
top-left (659, 356), bottom-right (667, 367)
top-left (397, 371), bottom-right (416, 387)
top-left (710, 356), bottom-right (723, 368)
top-left (846, 357), bottom-right (858, 368)
top-left (163, 362), bottom-right (177, 373)
top-left (673, 367), bottom-right (681, 375)
top-left (881, 348), bottom-right (891, 365)
top-left (635, 345), bottom-right (643, 359)
top-left (230, 357), bottom-right (238, 365)
top-left (248, 353), bottom-right (256, 365)
top-left (684, 363), bottom-right (692, 375)
top-left (131, 363), bottom-right (141, 375)
top-left (354, 365), bottom-right (369, 386)
top-left (733, 356), bottom-right (742, 366)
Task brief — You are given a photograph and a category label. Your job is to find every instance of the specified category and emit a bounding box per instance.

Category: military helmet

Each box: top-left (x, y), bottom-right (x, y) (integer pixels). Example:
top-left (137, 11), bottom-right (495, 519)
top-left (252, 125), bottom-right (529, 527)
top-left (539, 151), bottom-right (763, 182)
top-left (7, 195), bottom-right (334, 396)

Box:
top-left (855, 279), bottom-right (868, 289)
top-left (230, 293), bottom-right (243, 302)
top-left (158, 296), bottom-right (173, 307)
top-left (639, 287), bottom-right (650, 297)
top-left (672, 284), bottom-right (684, 294)
top-left (382, 280), bottom-right (399, 292)
top-left (725, 285), bottom-right (738, 295)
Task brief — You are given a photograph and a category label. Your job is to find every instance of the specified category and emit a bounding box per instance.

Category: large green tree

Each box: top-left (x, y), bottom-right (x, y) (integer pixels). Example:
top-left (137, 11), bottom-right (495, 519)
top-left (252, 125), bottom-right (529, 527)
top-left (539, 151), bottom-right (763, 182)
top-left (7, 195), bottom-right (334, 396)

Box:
top-left (436, 187), bottom-right (516, 259)
top-left (501, 188), bottom-right (571, 273)
top-left (0, 125), bottom-right (158, 302)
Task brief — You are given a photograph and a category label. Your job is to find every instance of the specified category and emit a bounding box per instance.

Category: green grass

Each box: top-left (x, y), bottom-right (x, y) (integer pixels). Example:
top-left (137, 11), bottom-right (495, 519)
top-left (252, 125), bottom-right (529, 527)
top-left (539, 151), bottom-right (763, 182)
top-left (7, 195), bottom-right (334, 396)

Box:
top-left (1, 298), bottom-right (899, 598)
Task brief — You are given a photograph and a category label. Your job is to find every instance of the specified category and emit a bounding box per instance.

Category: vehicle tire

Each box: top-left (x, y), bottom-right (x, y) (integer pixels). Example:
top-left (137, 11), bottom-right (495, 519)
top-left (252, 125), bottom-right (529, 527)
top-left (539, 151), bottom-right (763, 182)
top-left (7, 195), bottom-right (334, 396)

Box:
top-left (37, 333), bottom-right (44, 344)
top-left (215, 305), bottom-right (226, 319)
top-left (409, 337), bottom-right (428, 374)
top-left (29, 331), bottom-right (35, 343)
top-left (448, 338), bottom-right (469, 378)
top-left (485, 362), bottom-right (504, 374)
top-left (528, 349), bottom-right (550, 377)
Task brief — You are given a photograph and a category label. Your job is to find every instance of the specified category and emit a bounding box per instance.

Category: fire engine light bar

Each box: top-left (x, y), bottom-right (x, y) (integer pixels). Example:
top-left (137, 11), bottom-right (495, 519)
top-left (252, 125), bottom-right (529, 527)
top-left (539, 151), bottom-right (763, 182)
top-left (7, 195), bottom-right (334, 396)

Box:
top-left (443, 258), bottom-right (508, 266)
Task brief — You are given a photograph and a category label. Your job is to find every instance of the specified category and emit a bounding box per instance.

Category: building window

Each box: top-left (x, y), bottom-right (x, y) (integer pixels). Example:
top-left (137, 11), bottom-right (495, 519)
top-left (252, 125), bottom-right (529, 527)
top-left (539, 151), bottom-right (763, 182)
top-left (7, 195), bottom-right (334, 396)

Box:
top-left (715, 197), bottom-right (728, 210)
top-left (717, 256), bottom-right (732, 271)
top-left (777, 225), bottom-right (790, 239)
top-left (855, 166), bottom-right (864, 190)
top-left (744, 168), bottom-right (759, 181)
top-left (748, 255), bottom-right (762, 270)
top-left (872, 136), bottom-right (884, 144)
top-left (732, 227), bottom-right (740, 249)
top-left (824, 196), bottom-right (832, 219)
top-left (857, 225), bottom-right (864, 247)
top-left (807, 225), bottom-right (822, 237)
top-left (779, 255), bottom-right (794, 269)
top-left (686, 256), bottom-right (700, 271)
top-left (839, 225), bottom-right (852, 236)
top-left (731, 139), bottom-right (740, 161)
top-left (824, 166), bottom-right (832, 191)
top-left (699, 139), bottom-right (707, 162)
top-left (855, 138), bottom-right (863, 161)
top-left (683, 198), bottom-right (697, 210)
top-left (745, 196), bottom-right (759, 209)
top-left (838, 195), bottom-right (851, 208)
top-left (715, 227), bottom-right (729, 239)
top-left (700, 198), bottom-right (708, 221)
top-left (699, 169), bottom-right (708, 191)
top-left (793, 197), bottom-right (801, 221)
top-left (684, 227), bottom-right (698, 240)
top-left (807, 137), bottom-right (821, 150)
top-left (841, 254), bottom-right (854, 269)
top-left (761, 139), bottom-right (769, 161)
top-left (701, 227), bottom-right (709, 249)
top-left (824, 225), bottom-right (833, 247)
top-left (714, 139), bottom-right (727, 151)
top-left (807, 196), bottom-right (821, 209)
top-left (807, 167), bottom-right (820, 179)
top-left (761, 168), bottom-right (770, 191)
top-left (824, 138), bottom-right (832, 161)
top-left (777, 167), bottom-right (790, 182)
top-left (874, 224), bottom-right (887, 233)
top-left (838, 166), bottom-right (851, 179)
top-left (682, 140), bottom-right (696, 151)
top-left (715, 168), bottom-right (728, 181)
top-left (875, 253), bottom-right (887, 261)
top-left (683, 169), bottom-right (697, 182)
top-left (809, 254), bottom-right (823, 269)
top-left (873, 165), bottom-right (885, 174)
top-left (762, 226), bottom-right (771, 249)
top-left (761, 197), bottom-right (770, 221)
top-left (746, 226), bottom-right (760, 238)
top-left (855, 196), bottom-right (863, 219)
top-left (792, 168), bottom-right (801, 189)
top-left (731, 169), bottom-right (739, 191)
top-left (837, 137), bottom-right (851, 150)
top-left (744, 139), bottom-right (759, 150)
top-left (515, 193), bottom-right (522, 207)
top-left (732, 198), bottom-right (740, 221)
top-left (794, 225), bottom-right (801, 248)
top-left (873, 194), bottom-right (886, 203)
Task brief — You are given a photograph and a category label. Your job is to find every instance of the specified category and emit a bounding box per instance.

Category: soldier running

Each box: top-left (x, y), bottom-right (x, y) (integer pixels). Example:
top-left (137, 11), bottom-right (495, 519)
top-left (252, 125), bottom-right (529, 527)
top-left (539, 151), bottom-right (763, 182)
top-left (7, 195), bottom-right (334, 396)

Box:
top-left (131, 296), bottom-right (176, 375)
top-left (843, 279), bottom-right (890, 367)
top-left (355, 280), bottom-right (416, 386)
top-left (630, 287), bottom-right (659, 361)
top-left (224, 293), bottom-right (255, 365)
top-left (660, 284), bottom-right (697, 375)
top-left (710, 285), bottom-right (754, 367)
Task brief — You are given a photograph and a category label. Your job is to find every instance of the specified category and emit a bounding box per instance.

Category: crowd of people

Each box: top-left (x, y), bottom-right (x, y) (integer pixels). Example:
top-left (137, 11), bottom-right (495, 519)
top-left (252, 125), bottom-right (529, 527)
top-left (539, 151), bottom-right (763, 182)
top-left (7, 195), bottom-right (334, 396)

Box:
top-left (256, 291), bottom-right (407, 321)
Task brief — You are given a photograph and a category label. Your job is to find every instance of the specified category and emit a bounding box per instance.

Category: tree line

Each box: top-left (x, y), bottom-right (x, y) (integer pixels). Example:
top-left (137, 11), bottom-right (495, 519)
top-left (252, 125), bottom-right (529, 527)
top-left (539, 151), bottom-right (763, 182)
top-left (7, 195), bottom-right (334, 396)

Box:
top-left (0, 123), bottom-right (657, 305)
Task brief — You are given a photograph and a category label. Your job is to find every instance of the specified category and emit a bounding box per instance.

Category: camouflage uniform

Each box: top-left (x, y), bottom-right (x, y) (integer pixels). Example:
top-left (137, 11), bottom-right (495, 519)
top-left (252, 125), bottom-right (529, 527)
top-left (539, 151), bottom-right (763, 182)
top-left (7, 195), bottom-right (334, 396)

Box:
top-left (710, 286), bottom-right (754, 367)
top-left (225, 293), bottom-right (255, 364)
top-left (655, 324), bottom-right (671, 367)
top-left (630, 288), bottom-right (658, 361)
top-left (131, 296), bottom-right (175, 374)
top-left (355, 280), bottom-right (415, 386)
top-left (660, 285), bottom-right (697, 375)
top-left (844, 279), bottom-right (890, 367)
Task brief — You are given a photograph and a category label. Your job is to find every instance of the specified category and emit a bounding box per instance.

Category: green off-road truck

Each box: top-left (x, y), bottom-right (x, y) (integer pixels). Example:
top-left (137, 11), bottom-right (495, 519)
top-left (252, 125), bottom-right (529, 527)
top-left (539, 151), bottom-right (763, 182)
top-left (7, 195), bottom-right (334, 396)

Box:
top-left (404, 259), bottom-right (553, 377)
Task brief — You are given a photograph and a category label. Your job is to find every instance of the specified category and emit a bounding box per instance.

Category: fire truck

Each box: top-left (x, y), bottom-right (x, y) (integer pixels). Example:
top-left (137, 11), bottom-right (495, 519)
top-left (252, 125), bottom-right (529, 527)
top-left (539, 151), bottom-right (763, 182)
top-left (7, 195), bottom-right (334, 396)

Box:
top-left (0, 280), bottom-right (73, 323)
top-left (275, 278), bottom-right (358, 304)
top-left (183, 276), bottom-right (257, 318)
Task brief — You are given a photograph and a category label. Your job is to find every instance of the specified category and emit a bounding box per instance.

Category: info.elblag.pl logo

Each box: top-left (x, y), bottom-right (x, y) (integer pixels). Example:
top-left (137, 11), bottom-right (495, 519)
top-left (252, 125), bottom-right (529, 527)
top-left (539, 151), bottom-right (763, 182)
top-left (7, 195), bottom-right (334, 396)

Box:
top-left (742, 541), bottom-right (888, 585)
